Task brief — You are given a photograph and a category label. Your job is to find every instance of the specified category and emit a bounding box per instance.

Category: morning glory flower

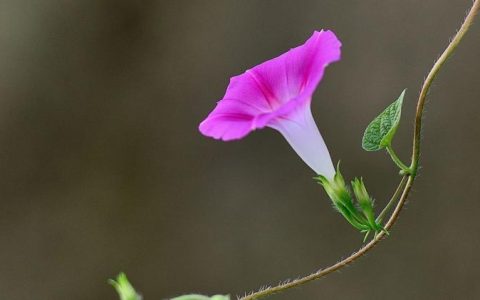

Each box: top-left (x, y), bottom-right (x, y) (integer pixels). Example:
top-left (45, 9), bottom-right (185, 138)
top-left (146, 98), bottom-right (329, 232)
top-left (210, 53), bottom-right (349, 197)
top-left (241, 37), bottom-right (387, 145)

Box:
top-left (199, 30), bottom-right (341, 179)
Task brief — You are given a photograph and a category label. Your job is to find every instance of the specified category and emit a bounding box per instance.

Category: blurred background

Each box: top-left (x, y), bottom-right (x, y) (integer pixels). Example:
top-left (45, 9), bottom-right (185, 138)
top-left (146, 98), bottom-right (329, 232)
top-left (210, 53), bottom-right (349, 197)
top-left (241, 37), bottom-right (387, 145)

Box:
top-left (1, 0), bottom-right (479, 299)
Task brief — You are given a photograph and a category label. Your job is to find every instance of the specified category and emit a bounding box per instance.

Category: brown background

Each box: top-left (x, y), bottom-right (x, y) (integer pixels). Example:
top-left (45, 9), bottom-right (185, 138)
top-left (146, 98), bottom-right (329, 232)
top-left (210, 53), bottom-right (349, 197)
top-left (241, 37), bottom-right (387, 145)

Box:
top-left (1, 1), bottom-right (480, 299)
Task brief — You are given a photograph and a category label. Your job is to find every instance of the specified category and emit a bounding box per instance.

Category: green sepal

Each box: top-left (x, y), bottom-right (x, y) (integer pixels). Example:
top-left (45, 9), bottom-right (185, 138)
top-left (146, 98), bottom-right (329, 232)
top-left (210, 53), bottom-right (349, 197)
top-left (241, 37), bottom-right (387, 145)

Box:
top-left (316, 164), bottom-right (369, 231)
top-left (362, 89), bottom-right (406, 151)
top-left (351, 177), bottom-right (377, 229)
top-left (109, 273), bottom-right (142, 300)
top-left (363, 230), bottom-right (371, 243)
top-left (316, 164), bottom-right (384, 237)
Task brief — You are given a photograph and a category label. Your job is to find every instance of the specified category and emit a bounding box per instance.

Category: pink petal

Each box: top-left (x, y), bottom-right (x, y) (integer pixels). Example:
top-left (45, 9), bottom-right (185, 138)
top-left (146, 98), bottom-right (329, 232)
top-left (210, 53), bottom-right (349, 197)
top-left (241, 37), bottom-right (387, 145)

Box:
top-left (199, 30), bottom-right (341, 176)
top-left (199, 114), bottom-right (252, 141)
top-left (199, 99), bottom-right (255, 141)
top-left (284, 30), bottom-right (341, 99)
top-left (199, 30), bottom-right (341, 141)
top-left (268, 102), bottom-right (335, 178)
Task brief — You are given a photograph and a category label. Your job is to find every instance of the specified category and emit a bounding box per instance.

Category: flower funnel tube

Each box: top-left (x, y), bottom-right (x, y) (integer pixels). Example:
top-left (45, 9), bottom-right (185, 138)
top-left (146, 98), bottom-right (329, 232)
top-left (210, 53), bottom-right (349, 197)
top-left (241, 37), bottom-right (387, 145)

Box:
top-left (199, 30), bottom-right (341, 179)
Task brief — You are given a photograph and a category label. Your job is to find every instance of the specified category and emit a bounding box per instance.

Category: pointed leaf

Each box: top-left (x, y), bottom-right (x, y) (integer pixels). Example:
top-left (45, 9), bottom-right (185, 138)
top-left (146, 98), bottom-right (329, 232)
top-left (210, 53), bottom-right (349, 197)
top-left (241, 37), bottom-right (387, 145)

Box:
top-left (362, 90), bottom-right (406, 151)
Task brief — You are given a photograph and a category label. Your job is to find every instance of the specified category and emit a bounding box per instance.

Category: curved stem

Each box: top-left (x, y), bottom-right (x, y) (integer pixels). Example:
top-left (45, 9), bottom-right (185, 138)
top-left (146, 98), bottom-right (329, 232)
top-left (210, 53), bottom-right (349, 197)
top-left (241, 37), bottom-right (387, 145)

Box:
top-left (386, 145), bottom-right (410, 174)
top-left (240, 177), bottom-right (412, 300)
top-left (411, 0), bottom-right (480, 172)
top-left (376, 175), bottom-right (407, 223)
top-left (239, 1), bottom-right (480, 299)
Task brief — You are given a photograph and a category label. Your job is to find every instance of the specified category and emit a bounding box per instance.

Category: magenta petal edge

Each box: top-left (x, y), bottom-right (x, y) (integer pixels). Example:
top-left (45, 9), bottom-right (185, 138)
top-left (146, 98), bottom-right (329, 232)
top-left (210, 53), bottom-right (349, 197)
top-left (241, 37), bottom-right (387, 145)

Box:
top-left (199, 30), bottom-right (342, 179)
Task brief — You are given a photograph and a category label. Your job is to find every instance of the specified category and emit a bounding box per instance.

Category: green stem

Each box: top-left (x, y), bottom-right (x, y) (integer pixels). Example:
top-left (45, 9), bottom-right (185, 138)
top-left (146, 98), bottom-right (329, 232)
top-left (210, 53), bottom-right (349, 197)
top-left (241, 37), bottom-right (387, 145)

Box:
top-left (376, 176), bottom-right (407, 223)
top-left (386, 145), bottom-right (410, 174)
top-left (411, 0), bottom-right (480, 174)
top-left (240, 177), bottom-right (411, 300)
top-left (239, 1), bottom-right (480, 299)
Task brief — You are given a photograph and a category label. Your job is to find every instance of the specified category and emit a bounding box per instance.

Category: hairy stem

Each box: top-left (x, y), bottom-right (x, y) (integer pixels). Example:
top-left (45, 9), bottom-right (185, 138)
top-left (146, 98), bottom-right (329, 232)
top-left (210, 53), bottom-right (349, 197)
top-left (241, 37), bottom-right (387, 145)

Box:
top-left (239, 1), bottom-right (480, 299)
top-left (411, 0), bottom-right (480, 173)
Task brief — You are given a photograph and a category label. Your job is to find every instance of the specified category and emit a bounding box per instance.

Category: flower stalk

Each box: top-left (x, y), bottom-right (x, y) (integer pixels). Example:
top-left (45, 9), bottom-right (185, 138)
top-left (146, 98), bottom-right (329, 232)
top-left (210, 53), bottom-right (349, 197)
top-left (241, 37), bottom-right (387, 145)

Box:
top-left (386, 145), bottom-right (411, 175)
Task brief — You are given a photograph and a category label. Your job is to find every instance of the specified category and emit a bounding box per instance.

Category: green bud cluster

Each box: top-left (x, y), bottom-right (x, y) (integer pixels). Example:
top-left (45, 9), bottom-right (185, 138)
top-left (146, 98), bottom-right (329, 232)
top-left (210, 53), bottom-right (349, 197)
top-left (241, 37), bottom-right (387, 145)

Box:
top-left (316, 164), bottom-right (384, 239)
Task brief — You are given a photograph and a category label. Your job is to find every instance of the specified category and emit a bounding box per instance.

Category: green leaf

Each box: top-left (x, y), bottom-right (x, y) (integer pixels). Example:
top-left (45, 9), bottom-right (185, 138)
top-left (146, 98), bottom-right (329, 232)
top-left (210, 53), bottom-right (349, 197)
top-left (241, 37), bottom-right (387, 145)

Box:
top-left (362, 89), bottom-right (406, 151)
top-left (210, 296), bottom-right (230, 300)
top-left (109, 273), bottom-right (142, 300)
top-left (170, 296), bottom-right (210, 300)
top-left (171, 295), bottom-right (230, 300)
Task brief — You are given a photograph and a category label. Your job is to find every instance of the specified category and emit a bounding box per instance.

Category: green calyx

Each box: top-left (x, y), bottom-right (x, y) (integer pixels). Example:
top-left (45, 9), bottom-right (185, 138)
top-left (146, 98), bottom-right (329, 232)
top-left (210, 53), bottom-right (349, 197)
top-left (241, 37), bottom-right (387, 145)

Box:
top-left (315, 164), bottom-right (384, 238)
top-left (109, 273), bottom-right (142, 300)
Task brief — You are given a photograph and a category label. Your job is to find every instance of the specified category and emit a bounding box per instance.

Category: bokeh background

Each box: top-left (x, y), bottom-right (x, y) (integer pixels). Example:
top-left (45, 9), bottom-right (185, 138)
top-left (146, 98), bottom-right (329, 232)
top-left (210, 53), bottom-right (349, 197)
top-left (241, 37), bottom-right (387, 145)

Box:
top-left (1, 0), bottom-right (480, 299)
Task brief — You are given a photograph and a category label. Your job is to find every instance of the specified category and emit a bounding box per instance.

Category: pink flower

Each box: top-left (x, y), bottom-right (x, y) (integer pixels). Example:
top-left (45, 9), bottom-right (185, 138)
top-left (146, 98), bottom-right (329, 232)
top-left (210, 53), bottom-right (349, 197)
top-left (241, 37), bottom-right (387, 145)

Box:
top-left (199, 30), bottom-right (341, 179)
